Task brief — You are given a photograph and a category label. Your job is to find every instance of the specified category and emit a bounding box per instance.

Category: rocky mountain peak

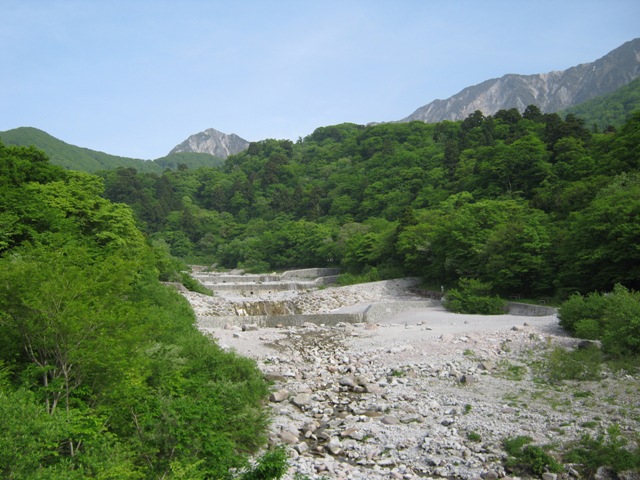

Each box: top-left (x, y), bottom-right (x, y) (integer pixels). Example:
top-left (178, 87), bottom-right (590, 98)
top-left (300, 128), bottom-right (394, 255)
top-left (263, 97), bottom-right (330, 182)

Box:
top-left (401, 37), bottom-right (640, 123)
top-left (169, 128), bottom-right (250, 159)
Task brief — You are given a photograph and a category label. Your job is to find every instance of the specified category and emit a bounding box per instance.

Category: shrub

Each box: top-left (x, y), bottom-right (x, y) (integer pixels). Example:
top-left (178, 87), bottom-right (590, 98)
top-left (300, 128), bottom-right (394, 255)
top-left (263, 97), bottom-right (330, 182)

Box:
top-left (558, 284), bottom-right (640, 357)
top-left (574, 318), bottom-right (601, 340)
top-left (443, 278), bottom-right (506, 315)
top-left (601, 285), bottom-right (640, 357)
top-left (503, 436), bottom-right (563, 476)
top-left (337, 267), bottom-right (381, 286)
top-left (179, 271), bottom-right (213, 295)
top-left (240, 446), bottom-right (288, 480)
top-left (537, 345), bottom-right (603, 383)
top-left (564, 424), bottom-right (640, 476)
top-left (558, 291), bottom-right (608, 334)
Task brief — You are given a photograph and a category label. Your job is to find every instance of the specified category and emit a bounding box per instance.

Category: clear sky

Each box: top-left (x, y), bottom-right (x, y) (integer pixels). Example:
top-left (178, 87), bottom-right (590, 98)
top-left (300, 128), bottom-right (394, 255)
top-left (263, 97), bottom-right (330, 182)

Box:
top-left (1, 1), bottom-right (639, 159)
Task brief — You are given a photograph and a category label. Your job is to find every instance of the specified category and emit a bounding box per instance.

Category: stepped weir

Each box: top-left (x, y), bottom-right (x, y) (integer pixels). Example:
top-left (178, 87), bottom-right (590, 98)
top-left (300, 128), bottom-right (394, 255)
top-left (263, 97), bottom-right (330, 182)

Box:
top-left (188, 269), bottom-right (431, 329)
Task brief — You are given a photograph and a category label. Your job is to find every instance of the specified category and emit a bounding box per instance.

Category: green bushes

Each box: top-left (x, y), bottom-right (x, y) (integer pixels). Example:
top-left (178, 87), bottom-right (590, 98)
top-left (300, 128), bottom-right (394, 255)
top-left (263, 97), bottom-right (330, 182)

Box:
top-left (336, 266), bottom-right (381, 286)
top-left (503, 427), bottom-right (640, 477)
top-left (443, 278), bottom-right (506, 315)
top-left (0, 144), bottom-right (283, 479)
top-left (503, 436), bottom-right (563, 476)
top-left (564, 424), bottom-right (640, 476)
top-left (559, 284), bottom-right (640, 356)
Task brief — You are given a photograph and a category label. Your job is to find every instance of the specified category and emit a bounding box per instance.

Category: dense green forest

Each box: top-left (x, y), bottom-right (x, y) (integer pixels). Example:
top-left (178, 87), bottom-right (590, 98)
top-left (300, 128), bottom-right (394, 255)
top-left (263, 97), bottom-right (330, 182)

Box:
top-left (0, 143), bottom-right (284, 478)
top-left (96, 106), bottom-right (640, 299)
top-left (0, 127), bottom-right (224, 173)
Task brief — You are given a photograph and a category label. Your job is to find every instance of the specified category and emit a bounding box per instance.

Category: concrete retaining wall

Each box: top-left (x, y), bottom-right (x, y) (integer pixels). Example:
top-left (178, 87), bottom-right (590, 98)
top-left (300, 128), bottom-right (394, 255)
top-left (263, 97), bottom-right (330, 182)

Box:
top-left (198, 313), bottom-right (364, 329)
top-left (193, 268), bottom-right (340, 284)
top-left (506, 302), bottom-right (557, 316)
top-left (192, 274), bottom-right (280, 284)
top-left (197, 300), bottom-right (435, 329)
top-left (196, 299), bottom-right (554, 330)
top-left (312, 275), bottom-right (340, 286)
top-left (281, 268), bottom-right (341, 279)
top-left (364, 301), bottom-right (434, 324)
top-left (198, 282), bottom-right (316, 294)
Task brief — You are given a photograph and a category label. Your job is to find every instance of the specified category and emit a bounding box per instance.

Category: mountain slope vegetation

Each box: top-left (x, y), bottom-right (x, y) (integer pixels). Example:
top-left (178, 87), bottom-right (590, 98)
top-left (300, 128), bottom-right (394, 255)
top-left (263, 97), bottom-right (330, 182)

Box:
top-left (97, 106), bottom-right (640, 299)
top-left (562, 76), bottom-right (640, 131)
top-left (0, 127), bottom-right (224, 173)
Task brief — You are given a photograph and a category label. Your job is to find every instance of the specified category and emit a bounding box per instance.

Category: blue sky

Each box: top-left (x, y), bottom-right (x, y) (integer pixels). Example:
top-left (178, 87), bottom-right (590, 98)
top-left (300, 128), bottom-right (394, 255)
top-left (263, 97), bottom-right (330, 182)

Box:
top-left (1, 1), bottom-right (639, 159)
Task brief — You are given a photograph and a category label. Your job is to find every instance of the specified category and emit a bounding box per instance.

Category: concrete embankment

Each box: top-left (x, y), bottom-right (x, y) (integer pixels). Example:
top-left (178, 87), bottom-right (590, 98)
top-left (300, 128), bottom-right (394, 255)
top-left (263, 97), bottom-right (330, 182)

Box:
top-left (198, 313), bottom-right (365, 328)
top-left (198, 300), bottom-right (436, 328)
top-left (506, 302), bottom-right (557, 316)
top-left (191, 268), bottom-right (341, 295)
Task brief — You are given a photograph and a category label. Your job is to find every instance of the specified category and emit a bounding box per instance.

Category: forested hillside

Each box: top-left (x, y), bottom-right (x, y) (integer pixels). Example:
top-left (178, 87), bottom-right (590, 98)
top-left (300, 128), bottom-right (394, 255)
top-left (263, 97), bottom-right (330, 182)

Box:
top-left (0, 127), bottom-right (224, 173)
top-left (0, 143), bottom-right (283, 478)
top-left (99, 106), bottom-right (640, 299)
top-left (562, 77), bottom-right (640, 131)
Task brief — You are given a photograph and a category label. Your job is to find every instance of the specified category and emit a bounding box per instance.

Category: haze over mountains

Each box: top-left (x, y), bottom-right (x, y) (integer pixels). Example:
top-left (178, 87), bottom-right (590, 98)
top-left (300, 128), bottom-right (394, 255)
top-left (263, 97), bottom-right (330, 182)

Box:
top-left (401, 37), bottom-right (640, 123)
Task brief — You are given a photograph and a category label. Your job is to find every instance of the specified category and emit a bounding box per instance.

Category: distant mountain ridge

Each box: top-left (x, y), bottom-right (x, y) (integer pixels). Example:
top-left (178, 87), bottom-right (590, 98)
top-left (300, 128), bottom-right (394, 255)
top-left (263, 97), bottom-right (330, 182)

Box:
top-left (0, 127), bottom-right (224, 174)
top-left (169, 128), bottom-right (250, 159)
top-left (402, 38), bottom-right (640, 123)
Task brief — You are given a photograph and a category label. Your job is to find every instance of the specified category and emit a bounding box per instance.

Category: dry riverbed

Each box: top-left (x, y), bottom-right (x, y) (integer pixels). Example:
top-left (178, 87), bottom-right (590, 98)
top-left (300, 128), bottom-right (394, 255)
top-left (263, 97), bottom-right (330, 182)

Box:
top-left (184, 280), bottom-right (640, 479)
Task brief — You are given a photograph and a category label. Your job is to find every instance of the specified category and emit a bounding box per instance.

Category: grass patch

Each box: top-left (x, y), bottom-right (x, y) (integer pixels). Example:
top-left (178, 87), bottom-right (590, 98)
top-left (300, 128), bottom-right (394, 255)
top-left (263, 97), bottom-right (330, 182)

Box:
top-left (573, 390), bottom-right (594, 398)
top-left (467, 431), bottom-right (482, 442)
top-left (581, 421), bottom-right (599, 429)
top-left (534, 345), bottom-right (603, 384)
top-left (496, 360), bottom-right (528, 381)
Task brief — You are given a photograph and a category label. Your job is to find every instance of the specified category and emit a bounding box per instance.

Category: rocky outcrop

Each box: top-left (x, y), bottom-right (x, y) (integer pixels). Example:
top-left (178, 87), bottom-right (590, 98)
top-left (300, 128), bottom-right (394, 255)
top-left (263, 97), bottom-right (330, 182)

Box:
top-left (169, 128), bottom-right (249, 159)
top-left (402, 37), bottom-right (640, 122)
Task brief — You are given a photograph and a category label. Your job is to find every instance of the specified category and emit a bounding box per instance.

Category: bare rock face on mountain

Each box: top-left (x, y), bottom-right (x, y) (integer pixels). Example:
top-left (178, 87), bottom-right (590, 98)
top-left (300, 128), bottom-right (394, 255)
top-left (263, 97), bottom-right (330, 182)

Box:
top-left (402, 38), bottom-right (640, 123)
top-left (169, 128), bottom-right (249, 159)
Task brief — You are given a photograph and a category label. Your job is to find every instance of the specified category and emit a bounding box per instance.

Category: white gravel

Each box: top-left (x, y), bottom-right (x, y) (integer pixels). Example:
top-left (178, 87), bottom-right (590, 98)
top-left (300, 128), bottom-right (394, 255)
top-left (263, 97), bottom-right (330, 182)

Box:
top-left (183, 278), bottom-right (640, 480)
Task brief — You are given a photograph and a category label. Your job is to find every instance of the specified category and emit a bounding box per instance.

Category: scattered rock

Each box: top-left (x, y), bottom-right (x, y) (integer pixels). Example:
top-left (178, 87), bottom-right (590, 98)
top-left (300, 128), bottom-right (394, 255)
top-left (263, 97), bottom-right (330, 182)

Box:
top-left (279, 430), bottom-right (299, 445)
top-left (380, 415), bottom-right (400, 425)
top-left (327, 437), bottom-right (342, 455)
top-left (460, 374), bottom-right (478, 385)
top-left (479, 360), bottom-right (495, 371)
top-left (292, 393), bottom-right (312, 407)
top-left (269, 389), bottom-right (290, 402)
top-left (295, 442), bottom-right (309, 454)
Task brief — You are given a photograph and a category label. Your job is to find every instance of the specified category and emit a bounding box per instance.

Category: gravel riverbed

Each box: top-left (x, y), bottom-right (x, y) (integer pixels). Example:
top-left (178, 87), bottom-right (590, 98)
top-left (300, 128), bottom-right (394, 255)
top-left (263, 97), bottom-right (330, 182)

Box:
top-left (182, 279), bottom-right (640, 480)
